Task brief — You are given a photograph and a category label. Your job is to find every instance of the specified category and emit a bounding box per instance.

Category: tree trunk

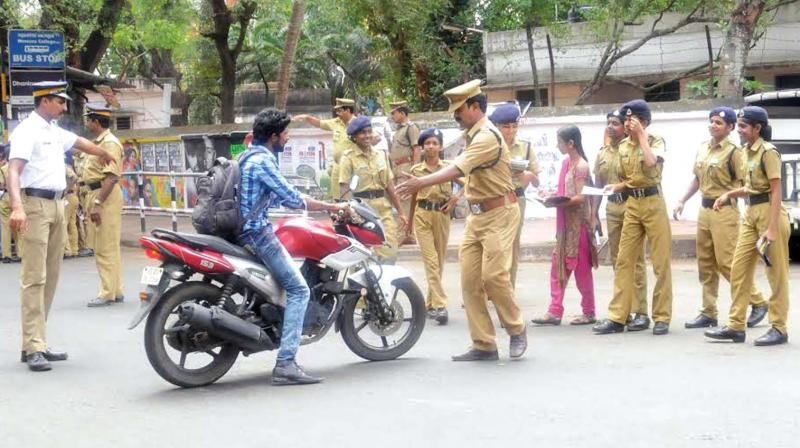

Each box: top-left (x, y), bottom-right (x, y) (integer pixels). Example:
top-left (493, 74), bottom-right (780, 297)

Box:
top-left (717, 0), bottom-right (766, 101)
top-left (525, 24), bottom-right (542, 107)
top-left (79, 0), bottom-right (126, 72)
top-left (414, 60), bottom-right (431, 110)
top-left (275, 0), bottom-right (304, 110)
top-left (219, 57), bottom-right (237, 123)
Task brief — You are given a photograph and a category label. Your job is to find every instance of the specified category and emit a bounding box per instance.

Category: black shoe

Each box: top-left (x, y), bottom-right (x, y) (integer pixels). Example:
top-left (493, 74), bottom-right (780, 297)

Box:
top-left (592, 319), bottom-right (625, 334)
top-left (25, 352), bottom-right (52, 372)
top-left (704, 326), bottom-right (746, 343)
top-left (509, 330), bottom-right (527, 359)
top-left (426, 308), bottom-right (438, 320)
top-left (10, 256), bottom-right (21, 263)
top-left (1, 257), bottom-right (11, 264)
top-left (451, 348), bottom-right (499, 362)
top-left (87, 297), bottom-right (114, 307)
top-left (653, 322), bottom-right (669, 335)
top-left (747, 305), bottom-right (768, 328)
top-left (115, 295), bottom-right (125, 303)
top-left (77, 248), bottom-right (93, 257)
top-left (20, 349), bottom-right (68, 363)
top-left (626, 313), bottom-right (651, 331)
top-left (685, 314), bottom-right (718, 329)
top-left (271, 360), bottom-right (324, 385)
top-left (435, 308), bottom-right (448, 325)
top-left (754, 327), bottom-right (788, 346)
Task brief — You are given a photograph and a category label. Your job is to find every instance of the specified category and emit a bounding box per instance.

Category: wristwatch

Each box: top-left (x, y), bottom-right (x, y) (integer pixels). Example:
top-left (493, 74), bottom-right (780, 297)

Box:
top-left (93, 198), bottom-right (103, 206)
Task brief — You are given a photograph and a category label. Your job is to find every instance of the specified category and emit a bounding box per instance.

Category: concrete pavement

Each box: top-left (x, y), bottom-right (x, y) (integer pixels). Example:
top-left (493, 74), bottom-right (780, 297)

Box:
top-left (1, 249), bottom-right (799, 447)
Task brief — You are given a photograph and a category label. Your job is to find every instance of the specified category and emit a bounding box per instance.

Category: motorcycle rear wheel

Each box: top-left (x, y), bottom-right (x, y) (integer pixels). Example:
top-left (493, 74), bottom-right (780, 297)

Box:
top-left (144, 282), bottom-right (240, 388)
top-left (340, 277), bottom-right (426, 361)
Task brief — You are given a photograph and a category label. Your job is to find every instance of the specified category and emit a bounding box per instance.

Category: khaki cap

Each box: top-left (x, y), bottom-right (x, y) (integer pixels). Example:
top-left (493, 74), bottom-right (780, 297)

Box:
top-left (444, 79), bottom-right (482, 112)
top-left (334, 98), bottom-right (355, 109)
top-left (389, 101), bottom-right (408, 112)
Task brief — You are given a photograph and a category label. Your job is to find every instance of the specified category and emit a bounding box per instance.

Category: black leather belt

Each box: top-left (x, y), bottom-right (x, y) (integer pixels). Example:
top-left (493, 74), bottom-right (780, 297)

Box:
top-left (418, 199), bottom-right (445, 211)
top-left (514, 187), bottom-right (526, 197)
top-left (608, 192), bottom-right (627, 204)
top-left (625, 186), bottom-right (659, 199)
top-left (80, 181), bottom-right (102, 190)
top-left (353, 190), bottom-right (384, 200)
top-left (745, 192), bottom-right (770, 206)
top-left (702, 197), bottom-right (732, 208)
top-left (23, 187), bottom-right (63, 200)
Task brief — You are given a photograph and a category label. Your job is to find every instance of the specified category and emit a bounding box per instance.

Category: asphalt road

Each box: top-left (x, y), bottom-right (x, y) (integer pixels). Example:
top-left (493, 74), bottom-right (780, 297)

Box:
top-left (2, 249), bottom-right (800, 448)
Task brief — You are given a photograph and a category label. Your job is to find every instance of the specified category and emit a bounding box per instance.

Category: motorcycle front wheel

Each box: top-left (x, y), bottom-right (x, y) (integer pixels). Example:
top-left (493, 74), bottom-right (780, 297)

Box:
top-left (144, 282), bottom-right (240, 388)
top-left (340, 277), bottom-right (426, 361)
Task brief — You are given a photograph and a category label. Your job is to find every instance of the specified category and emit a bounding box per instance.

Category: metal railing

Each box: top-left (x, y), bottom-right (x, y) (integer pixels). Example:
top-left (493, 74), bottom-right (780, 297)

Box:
top-left (121, 171), bottom-right (310, 233)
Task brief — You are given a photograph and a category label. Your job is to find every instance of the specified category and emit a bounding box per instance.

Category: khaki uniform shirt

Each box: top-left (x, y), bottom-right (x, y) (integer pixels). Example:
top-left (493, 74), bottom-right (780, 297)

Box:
top-left (339, 147), bottom-right (393, 192)
top-left (65, 166), bottom-right (78, 194)
top-left (693, 138), bottom-right (744, 199)
top-left (509, 138), bottom-right (540, 189)
top-left (82, 129), bottom-right (123, 183)
top-left (594, 142), bottom-right (623, 186)
top-left (618, 132), bottom-right (666, 189)
top-left (320, 117), bottom-right (358, 164)
top-left (410, 160), bottom-right (453, 202)
top-left (0, 164), bottom-right (8, 204)
top-left (743, 138), bottom-right (781, 195)
top-left (390, 121), bottom-right (420, 162)
top-left (453, 117), bottom-right (513, 203)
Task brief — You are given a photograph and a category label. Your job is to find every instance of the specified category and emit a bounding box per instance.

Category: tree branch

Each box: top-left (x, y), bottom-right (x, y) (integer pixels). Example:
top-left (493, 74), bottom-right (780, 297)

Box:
top-left (765, 0), bottom-right (798, 12)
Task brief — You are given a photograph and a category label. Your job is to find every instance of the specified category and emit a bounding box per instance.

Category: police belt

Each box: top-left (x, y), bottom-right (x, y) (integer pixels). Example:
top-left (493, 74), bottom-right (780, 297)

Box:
top-left (702, 197), bottom-right (732, 209)
top-left (353, 190), bottom-right (385, 200)
top-left (468, 191), bottom-right (518, 215)
top-left (79, 180), bottom-right (103, 191)
top-left (744, 192), bottom-right (770, 206)
top-left (607, 192), bottom-right (628, 204)
top-left (23, 187), bottom-right (64, 200)
top-left (624, 186), bottom-right (659, 199)
top-left (514, 187), bottom-right (526, 197)
top-left (417, 199), bottom-right (446, 211)
top-left (392, 156), bottom-right (413, 166)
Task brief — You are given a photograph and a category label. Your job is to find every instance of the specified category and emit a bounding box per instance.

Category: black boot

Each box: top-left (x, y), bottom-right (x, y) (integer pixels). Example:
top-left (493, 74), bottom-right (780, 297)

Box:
top-left (754, 327), bottom-right (788, 346)
top-left (435, 308), bottom-right (448, 325)
top-left (25, 352), bottom-right (52, 372)
top-left (685, 314), bottom-right (718, 329)
top-left (626, 313), bottom-right (651, 331)
top-left (20, 349), bottom-right (68, 363)
top-left (747, 305), bottom-right (768, 328)
top-left (451, 348), bottom-right (499, 362)
top-left (509, 330), bottom-right (527, 359)
top-left (592, 319), bottom-right (625, 334)
top-left (704, 326), bottom-right (745, 343)
top-left (271, 360), bottom-right (323, 385)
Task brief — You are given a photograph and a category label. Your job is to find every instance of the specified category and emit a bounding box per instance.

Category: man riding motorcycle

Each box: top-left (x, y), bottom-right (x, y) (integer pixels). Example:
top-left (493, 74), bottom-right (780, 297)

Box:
top-left (237, 108), bottom-right (348, 385)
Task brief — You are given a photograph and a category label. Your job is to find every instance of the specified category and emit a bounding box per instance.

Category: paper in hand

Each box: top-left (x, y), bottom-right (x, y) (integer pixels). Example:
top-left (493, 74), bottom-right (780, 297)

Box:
top-left (581, 186), bottom-right (612, 196)
top-left (757, 236), bottom-right (772, 267)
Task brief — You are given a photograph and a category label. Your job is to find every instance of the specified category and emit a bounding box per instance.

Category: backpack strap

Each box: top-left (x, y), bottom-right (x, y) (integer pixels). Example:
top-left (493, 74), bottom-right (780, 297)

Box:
top-left (405, 122), bottom-right (420, 147)
top-left (470, 126), bottom-right (504, 173)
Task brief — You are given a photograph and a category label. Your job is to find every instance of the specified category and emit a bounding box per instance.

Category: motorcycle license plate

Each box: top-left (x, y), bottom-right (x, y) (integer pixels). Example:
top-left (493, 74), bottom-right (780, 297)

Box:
top-left (141, 266), bottom-right (164, 286)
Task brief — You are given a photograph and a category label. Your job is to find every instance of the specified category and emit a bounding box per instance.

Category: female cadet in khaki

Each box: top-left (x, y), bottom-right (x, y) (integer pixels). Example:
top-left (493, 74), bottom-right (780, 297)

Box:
top-left (488, 103), bottom-right (540, 288)
top-left (339, 116), bottom-right (408, 264)
top-left (293, 98), bottom-right (358, 200)
top-left (408, 128), bottom-right (463, 325)
top-left (705, 106), bottom-right (791, 346)
top-left (594, 99), bottom-right (673, 336)
top-left (673, 107), bottom-right (768, 329)
top-left (594, 109), bottom-right (649, 330)
top-left (82, 105), bottom-right (125, 307)
top-left (396, 80), bottom-right (527, 361)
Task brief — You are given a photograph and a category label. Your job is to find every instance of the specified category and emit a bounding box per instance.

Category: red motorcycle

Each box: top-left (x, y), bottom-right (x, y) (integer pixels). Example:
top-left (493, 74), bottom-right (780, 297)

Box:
top-left (129, 200), bottom-right (425, 388)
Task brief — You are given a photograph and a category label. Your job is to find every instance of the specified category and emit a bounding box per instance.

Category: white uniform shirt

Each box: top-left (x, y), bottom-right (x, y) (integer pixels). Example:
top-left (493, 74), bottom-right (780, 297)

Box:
top-left (9, 111), bottom-right (78, 191)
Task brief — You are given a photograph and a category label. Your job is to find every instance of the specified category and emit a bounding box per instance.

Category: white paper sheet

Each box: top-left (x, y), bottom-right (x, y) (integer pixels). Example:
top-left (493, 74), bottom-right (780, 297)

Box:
top-left (581, 186), bottom-right (612, 196)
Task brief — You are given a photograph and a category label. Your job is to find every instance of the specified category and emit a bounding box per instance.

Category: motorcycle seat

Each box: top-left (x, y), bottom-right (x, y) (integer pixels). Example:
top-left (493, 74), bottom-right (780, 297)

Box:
top-left (151, 228), bottom-right (260, 263)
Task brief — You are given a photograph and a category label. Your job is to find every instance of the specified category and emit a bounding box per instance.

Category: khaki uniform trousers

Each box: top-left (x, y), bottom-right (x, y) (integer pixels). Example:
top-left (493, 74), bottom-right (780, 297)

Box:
top-left (414, 208), bottom-right (450, 309)
top-left (728, 203), bottom-right (790, 333)
top-left (2, 198), bottom-right (23, 257)
top-left (63, 192), bottom-right (79, 256)
top-left (20, 195), bottom-right (65, 353)
top-left (365, 196), bottom-right (398, 264)
top-left (85, 185), bottom-right (124, 300)
top-left (329, 163), bottom-right (341, 200)
top-left (608, 194), bottom-right (672, 324)
top-left (460, 204), bottom-right (525, 351)
top-left (510, 197), bottom-right (525, 288)
top-left (392, 163), bottom-right (413, 233)
top-left (606, 201), bottom-right (648, 314)
top-left (696, 206), bottom-right (766, 319)
top-left (77, 189), bottom-right (89, 250)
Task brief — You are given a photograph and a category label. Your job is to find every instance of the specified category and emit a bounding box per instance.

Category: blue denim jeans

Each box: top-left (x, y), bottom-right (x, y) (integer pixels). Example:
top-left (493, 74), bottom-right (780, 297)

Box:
top-left (238, 227), bottom-right (310, 362)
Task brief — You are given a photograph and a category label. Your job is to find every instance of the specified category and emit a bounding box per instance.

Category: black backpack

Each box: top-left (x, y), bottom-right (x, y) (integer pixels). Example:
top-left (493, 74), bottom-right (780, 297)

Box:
top-left (191, 148), bottom-right (269, 240)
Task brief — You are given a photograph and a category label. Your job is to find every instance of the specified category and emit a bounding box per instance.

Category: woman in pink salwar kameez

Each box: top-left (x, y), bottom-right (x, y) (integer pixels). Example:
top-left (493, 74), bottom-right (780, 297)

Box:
top-left (532, 125), bottom-right (598, 326)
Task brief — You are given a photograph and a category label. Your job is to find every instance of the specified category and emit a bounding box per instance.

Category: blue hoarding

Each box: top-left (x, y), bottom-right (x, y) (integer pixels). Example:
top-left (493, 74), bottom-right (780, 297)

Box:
top-left (8, 29), bottom-right (65, 69)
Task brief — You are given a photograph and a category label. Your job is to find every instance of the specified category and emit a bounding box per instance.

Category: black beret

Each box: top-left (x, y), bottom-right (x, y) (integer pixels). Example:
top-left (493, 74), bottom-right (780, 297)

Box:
top-left (738, 106), bottom-right (769, 124)
top-left (346, 116), bottom-right (372, 136)
top-left (709, 107), bottom-right (737, 125)
top-left (621, 99), bottom-right (651, 122)
top-left (418, 128), bottom-right (444, 147)
top-left (489, 104), bottom-right (520, 124)
top-left (606, 108), bottom-right (623, 120)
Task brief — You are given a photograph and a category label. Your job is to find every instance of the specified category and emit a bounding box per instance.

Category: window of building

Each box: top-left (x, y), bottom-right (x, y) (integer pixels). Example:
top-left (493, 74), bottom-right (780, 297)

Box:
top-left (776, 74), bottom-right (800, 90)
top-left (644, 80), bottom-right (680, 102)
top-left (115, 116), bottom-right (132, 130)
top-left (515, 88), bottom-right (549, 107)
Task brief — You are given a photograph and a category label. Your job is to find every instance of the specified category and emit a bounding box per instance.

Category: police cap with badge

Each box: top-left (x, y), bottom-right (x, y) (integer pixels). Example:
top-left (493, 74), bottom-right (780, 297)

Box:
top-left (443, 79), bottom-right (483, 112)
top-left (32, 81), bottom-right (71, 101)
top-left (489, 103), bottom-right (520, 125)
top-left (84, 103), bottom-right (113, 120)
top-left (620, 99), bottom-right (652, 123)
top-left (346, 116), bottom-right (372, 137)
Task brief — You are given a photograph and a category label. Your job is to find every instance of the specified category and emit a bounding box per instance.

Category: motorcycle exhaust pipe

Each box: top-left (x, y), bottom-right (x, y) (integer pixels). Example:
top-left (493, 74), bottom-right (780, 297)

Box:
top-left (178, 302), bottom-right (276, 353)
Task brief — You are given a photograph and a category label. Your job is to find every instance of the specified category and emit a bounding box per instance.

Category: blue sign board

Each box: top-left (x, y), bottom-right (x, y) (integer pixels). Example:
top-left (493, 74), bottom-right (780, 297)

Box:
top-left (8, 29), bottom-right (65, 69)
